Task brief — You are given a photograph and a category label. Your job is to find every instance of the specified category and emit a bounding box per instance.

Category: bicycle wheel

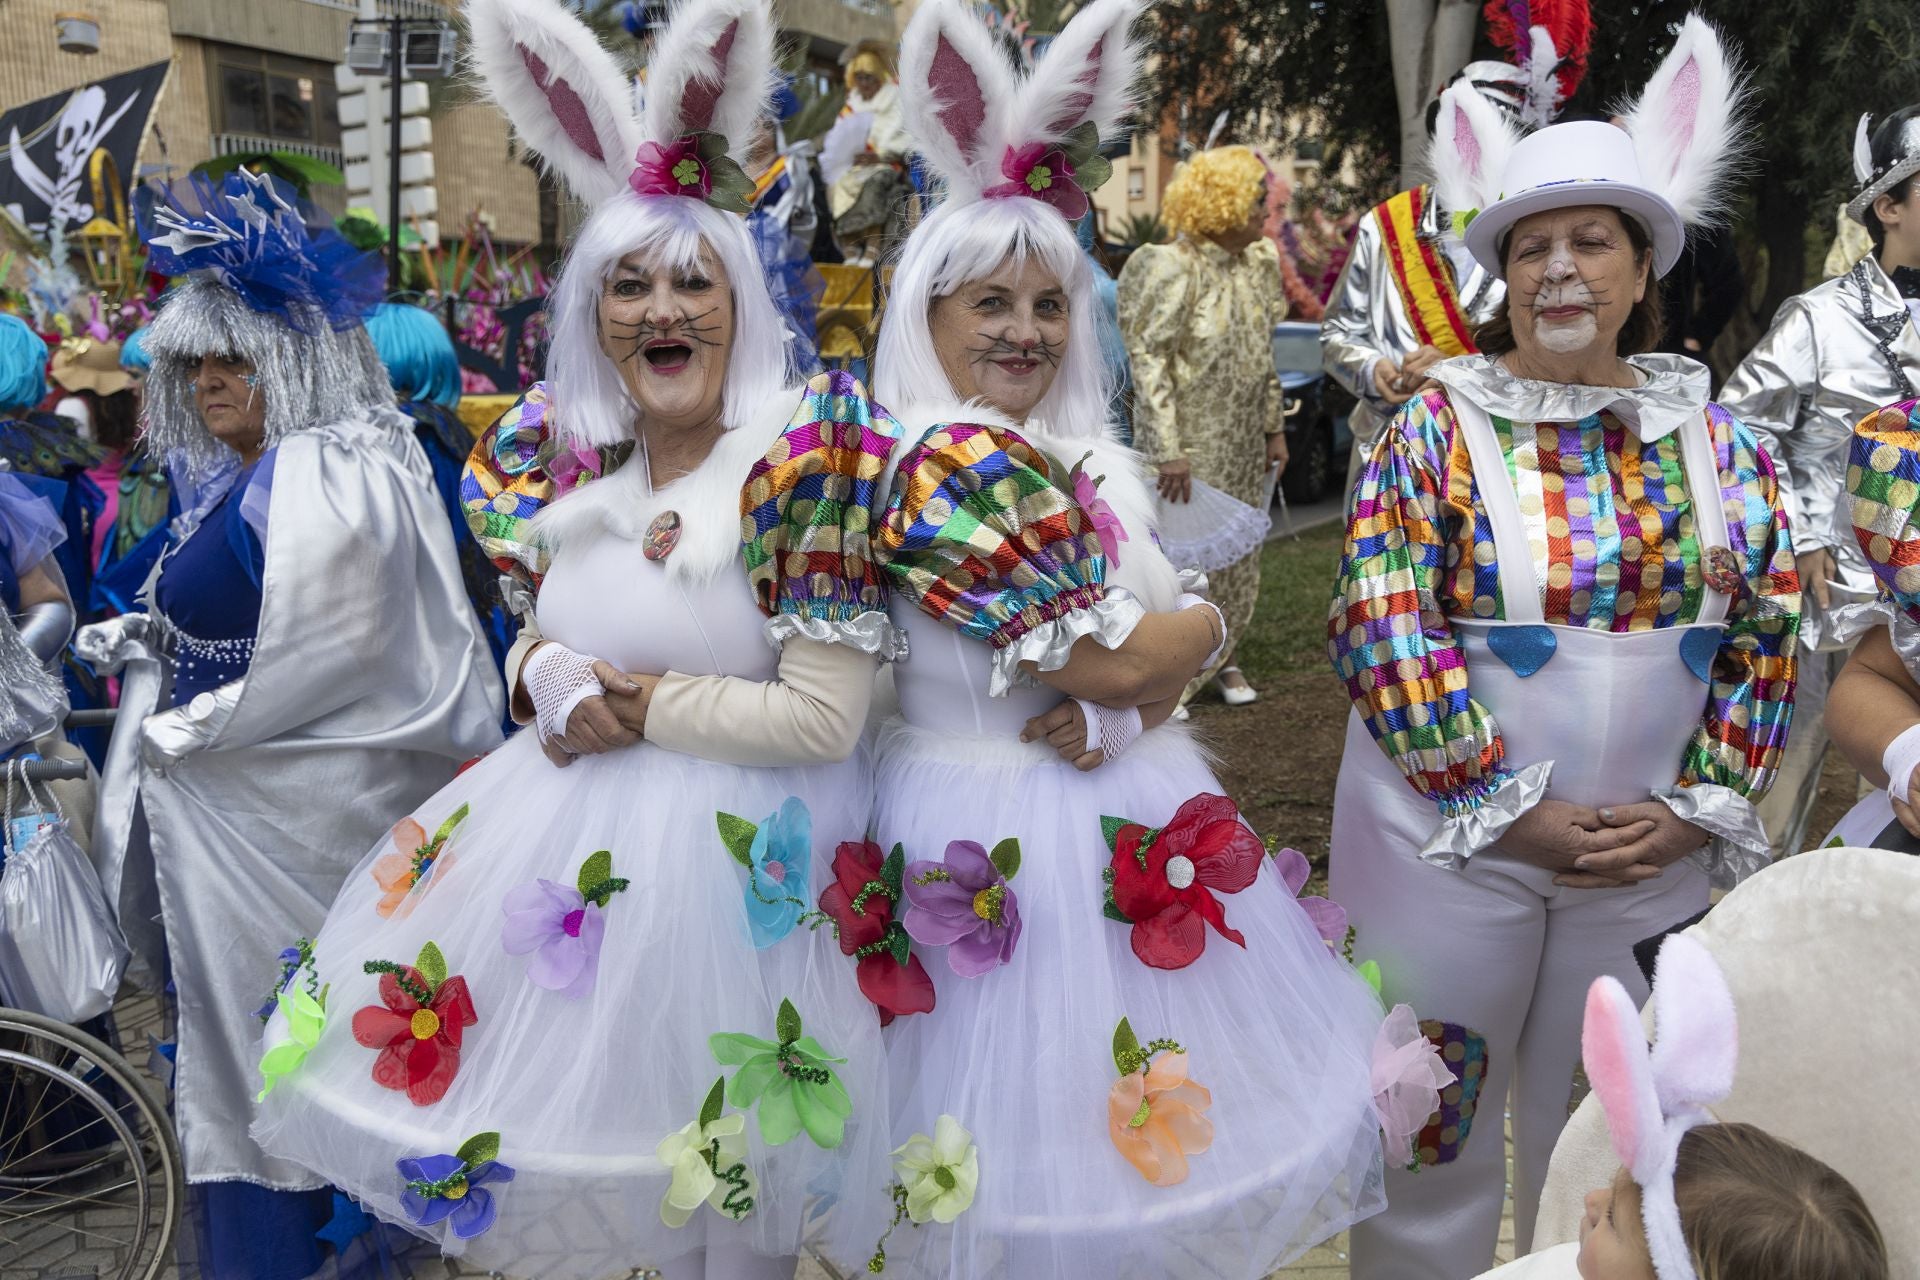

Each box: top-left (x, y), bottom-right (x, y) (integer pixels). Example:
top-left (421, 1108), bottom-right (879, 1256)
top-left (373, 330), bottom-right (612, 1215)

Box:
top-left (0, 1006), bottom-right (184, 1280)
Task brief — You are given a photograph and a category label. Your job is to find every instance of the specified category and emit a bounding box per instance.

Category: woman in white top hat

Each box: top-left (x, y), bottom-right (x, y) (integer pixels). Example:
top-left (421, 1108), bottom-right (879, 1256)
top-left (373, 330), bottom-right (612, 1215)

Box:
top-left (1325, 18), bottom-right (1801, 1277)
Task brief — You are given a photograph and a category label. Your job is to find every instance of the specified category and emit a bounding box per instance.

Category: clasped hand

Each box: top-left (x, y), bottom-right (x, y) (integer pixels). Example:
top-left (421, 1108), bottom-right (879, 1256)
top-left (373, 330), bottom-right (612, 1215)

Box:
top-left (542, 662), bottom-right (659, 768)
top-left (1503, 798), bottom-right (1709, 889)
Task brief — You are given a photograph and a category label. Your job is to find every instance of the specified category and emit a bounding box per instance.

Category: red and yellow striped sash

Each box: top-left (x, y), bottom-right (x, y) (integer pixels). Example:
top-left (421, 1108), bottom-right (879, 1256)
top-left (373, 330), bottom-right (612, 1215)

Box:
top-left (1377, 186), bottom-right (1478, 358)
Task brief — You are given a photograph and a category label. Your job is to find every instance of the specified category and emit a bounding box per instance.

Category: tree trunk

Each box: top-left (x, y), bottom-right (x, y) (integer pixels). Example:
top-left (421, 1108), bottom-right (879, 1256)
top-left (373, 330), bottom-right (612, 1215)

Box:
top-left (1756, 171), bottom-right (1810, 327)
top-left (1387, 0), bottom-right (1480, 188)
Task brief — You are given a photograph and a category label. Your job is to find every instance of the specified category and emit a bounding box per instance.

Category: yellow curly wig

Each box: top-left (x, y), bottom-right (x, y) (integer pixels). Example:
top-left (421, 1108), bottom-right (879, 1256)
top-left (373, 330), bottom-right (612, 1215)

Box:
top-left (1161, 146), bottom-right (1268, 238)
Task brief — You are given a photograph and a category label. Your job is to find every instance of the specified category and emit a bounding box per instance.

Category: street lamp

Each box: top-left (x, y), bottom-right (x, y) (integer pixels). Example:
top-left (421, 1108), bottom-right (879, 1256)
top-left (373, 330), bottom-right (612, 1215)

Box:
top-left (75, 149), bottom-right (130, 293)
top-left (346, 12), bottom-right (456, 290)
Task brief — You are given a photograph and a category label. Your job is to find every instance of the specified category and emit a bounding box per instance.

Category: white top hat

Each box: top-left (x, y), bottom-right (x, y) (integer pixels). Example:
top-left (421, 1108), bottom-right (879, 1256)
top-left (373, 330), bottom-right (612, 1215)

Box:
top-left (1431, 13), bottom-right (1744, 283)
top-left (1464, 121), bottom-right (1686, 277)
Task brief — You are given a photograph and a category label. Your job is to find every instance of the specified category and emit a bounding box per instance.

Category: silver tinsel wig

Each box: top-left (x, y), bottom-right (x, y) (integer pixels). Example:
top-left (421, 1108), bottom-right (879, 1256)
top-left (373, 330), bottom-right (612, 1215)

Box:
top-left (135, 169), bottom-right (394, 478)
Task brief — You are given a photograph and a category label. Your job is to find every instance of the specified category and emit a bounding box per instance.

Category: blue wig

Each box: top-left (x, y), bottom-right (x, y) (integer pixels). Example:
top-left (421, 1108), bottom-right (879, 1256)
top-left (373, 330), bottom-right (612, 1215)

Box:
top-left (121, 326), bottom-right (153, 371)
top-left (0, 314), bottom-right (49, 412)
top-left (365, 302), bottom-right (462, 408)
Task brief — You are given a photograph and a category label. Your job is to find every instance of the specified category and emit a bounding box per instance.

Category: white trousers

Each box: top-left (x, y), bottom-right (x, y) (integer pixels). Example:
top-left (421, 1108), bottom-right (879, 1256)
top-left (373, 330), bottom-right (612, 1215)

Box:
top-left (1332, 842), bottom-right (1706, 1279)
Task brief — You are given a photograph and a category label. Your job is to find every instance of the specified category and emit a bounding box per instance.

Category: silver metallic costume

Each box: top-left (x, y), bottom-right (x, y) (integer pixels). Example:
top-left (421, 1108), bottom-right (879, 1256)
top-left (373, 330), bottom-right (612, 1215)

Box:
top-left (1318, 188), bottom-right (1506, 450)
top-left (80, 183), bottom-right (504, 1188)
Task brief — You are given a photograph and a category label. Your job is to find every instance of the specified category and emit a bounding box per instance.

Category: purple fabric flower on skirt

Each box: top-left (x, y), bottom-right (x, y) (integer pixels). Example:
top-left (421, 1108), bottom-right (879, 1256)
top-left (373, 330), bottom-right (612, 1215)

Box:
top-left (397, 1152), bottom-right (515, 1239)
top-left (903, 840), bottom-right (1022, 978)
top-left (501, 879), bottom-right (605, 998)
top-left (1271, 845), bottom-right (1348, 950)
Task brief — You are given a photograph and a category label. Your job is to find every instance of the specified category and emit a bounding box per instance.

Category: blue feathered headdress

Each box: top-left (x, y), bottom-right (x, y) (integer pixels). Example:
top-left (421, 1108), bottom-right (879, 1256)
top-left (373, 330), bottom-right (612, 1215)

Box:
top-left (136, 169), bottom-right (385, 331)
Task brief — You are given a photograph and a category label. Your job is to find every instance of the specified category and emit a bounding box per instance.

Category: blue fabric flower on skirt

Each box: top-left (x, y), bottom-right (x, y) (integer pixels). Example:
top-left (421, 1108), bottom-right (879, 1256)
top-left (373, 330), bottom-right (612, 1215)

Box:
top-left (717, 797), bottom-right (813, 949)
top-left (397, 1133), bottom-right (515, 1239)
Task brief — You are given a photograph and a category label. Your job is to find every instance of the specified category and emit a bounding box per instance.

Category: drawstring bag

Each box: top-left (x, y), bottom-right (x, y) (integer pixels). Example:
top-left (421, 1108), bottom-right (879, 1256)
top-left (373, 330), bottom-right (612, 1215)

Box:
top-left (0, 768), bottom-right (128, 1022)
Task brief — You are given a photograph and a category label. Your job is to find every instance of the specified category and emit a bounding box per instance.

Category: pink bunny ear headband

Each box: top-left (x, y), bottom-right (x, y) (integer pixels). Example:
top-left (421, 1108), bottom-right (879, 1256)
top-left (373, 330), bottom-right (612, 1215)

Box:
top-left (466, 0), bottom-right (775, 215)
top-left (898, 0), bottom-right (1143, 222)
top-left (1582, 933), bottom-right (1738, 1280)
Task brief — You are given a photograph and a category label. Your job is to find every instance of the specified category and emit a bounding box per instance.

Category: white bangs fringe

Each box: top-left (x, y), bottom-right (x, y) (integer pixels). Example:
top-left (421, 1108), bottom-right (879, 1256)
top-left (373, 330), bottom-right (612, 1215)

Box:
top-left (874, 197), bottom-right (1114, 441)
top-left (545, 189), bottom-right (794, 449)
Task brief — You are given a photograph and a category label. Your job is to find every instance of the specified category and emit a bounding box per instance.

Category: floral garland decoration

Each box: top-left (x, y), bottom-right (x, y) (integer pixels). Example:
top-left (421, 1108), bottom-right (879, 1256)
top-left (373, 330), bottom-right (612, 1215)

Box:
top-left (500, 848), bottom-right (630, 998)
top-left (397, 1130), bottom-right (515, 1239)
top-left (817, 840), bottom-right (936, 1025)
top-left (352, 940), bottom-right (478, 1106)
top-left (717, 797), bottom-right (813, 949)
top-left (866, 1115), bottom-right (979, 1273)
top-left (657, 1076), bottom-right (758, 1228)
top-left (709, 998), bottom-right (852, 1149)
top-left (1100, 793), bottom-right (1265, 970)
top-left (1106, 1017), bottom-right (1212, 1186)
top-left (902, 838), bottom-right (1022, 978)
top-left (631, 133), bottom-right (758, 214)
top-left (371, 802), bottom-right (471, 920)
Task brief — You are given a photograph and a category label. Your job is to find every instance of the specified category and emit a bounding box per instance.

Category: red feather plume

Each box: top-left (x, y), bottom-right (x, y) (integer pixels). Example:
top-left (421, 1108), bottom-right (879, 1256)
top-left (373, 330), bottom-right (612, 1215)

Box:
top-left (1482, 0), bottom-right (1592, 108)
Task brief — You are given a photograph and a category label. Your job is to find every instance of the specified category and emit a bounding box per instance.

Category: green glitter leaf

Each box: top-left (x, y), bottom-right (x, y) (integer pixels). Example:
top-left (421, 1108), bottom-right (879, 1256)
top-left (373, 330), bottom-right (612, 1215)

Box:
top-left (1111, 1017), bottom-right (1141, 1076)
top-left (716, 812), bottom-right (758, 868)
top-left (887, 925), bottom-right (911, 969)
top-left (989, 837), bottom-right (1021, 881)
top-left (1356, 960), bottom-right (1382, 995)
top-left (577, 849), bottom-right (613, 899)
top-left (777, 998), bottom-right (802, 1045)
top-left (455, 1131), bottom-right (500, 1167)
top-left (699, 1075), bottom-right (726, 1130)
top-left (1101, 865), bottom-right (1131, 923)
top-left (415, 941), bottom-right (447, 993)
top-left (1059, 120), bottom-right (1101, 166)
top-left (881, 843), bottom-right (906, 898)
top-left (1100, 815), bottom-right (1128, 854)
top-left (1075, 152), bottom-right (1113, 193)
top-left (703, 155), bottom-right (756, 216)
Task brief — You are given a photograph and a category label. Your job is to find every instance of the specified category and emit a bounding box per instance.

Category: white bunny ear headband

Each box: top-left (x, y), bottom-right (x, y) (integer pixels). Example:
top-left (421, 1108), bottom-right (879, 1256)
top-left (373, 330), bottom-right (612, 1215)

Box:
top-left (465, 0), bottom-right (775, 214)
top-left (898, 0), bottom-right (1143, 221)
top-left (1433, 12), bottom-right (1746, 279)
top-left (1582, 933), bottom-right (1738, 1280)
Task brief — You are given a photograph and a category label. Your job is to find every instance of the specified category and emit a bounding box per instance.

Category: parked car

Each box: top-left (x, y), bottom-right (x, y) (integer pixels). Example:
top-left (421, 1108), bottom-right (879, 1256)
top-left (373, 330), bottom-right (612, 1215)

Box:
top-left (1271, 320), bottom-right (1355, 504)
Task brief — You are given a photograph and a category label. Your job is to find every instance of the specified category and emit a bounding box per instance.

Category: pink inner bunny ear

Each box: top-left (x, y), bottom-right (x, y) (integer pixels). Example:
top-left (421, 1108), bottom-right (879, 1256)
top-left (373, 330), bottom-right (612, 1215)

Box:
top-left (1044, 34), bottom-right (1104, 133)
top-left (518, 46), bottom-right (605, 162)
top-left (1660, 54), bottom-right (1702, 180)
top-left (677, 20), bottom-right (738, 136)
top-left (1583, 979), bottom-right (1651, 1171)
top-left (1452, 103), bottom-right (1483, 180)
top-left (930, 33), bottom-right (988, 158)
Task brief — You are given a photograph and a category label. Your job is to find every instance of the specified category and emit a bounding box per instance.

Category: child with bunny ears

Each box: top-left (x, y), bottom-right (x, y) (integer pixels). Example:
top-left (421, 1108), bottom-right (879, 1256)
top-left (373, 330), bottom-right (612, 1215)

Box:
top-left (1480, 934), bottom-right (1888, 1280)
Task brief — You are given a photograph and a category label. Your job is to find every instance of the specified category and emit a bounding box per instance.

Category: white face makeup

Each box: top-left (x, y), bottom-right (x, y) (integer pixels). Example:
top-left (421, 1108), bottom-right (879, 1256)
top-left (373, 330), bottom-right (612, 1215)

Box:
top-left (928, 254), bottom-right (1070, 424)
top-left (1503, 205), bottom-right (1649, 363)
top-left (596, 248), bottom-right (735, 432)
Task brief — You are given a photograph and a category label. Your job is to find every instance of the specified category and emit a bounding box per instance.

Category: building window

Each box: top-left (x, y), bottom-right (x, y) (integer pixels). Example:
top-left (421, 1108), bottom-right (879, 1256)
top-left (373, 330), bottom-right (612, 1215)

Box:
top-left (1128, 167), bottom-right (1145, 201)
top-left (208, 46), bottom-right (339, 148)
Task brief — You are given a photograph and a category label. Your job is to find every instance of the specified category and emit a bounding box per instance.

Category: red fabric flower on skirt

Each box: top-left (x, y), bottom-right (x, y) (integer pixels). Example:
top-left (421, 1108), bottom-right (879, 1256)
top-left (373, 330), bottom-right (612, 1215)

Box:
top-left (818, 840), bottom-right (935, 1026)
top-left (1106, 794), bottom-right (1265, 970)
top-left (351, 942), bottom-right (477, 1106)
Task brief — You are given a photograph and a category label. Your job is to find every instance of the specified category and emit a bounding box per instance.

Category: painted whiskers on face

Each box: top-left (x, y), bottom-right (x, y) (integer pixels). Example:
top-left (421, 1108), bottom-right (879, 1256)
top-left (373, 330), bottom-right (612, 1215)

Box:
top-left (964, 330), bottom-right (1063, 371)
top-left (604, 305), bottom-right (726, 368)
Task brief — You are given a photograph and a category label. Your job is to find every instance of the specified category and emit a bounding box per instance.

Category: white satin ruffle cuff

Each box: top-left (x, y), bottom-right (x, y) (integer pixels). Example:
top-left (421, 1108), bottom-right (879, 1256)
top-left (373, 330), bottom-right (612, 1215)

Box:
top-left (763, 610), bottom-right (907, 662)
top-left (986, 588), bottom-right (1144, 698)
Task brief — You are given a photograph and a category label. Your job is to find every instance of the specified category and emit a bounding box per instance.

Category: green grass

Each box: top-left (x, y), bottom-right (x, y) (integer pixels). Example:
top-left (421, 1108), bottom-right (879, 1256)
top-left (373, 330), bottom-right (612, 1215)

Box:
top-left (1234, 522), bottom-right (1348, 680)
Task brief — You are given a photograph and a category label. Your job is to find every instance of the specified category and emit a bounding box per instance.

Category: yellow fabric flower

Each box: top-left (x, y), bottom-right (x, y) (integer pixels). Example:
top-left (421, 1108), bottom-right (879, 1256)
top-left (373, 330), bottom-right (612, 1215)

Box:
top-left (656, 1113), bottom-right (756, 1228)
top-left (892, 1114), bottom-right (978, 1224)
top-left (256, 985), bottom-right (326, 1101)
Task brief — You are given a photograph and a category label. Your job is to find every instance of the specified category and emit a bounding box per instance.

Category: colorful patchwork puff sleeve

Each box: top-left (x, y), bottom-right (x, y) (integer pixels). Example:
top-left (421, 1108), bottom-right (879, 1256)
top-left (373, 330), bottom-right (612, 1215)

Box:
top-left (1327, 391), bottom-right (1524, 833)
top-left (1846, 399), bottom-right (1920, 667)
top-left (459, 383), bottom-right (618, 588)
top-left (877, 421), bottom-right (1143, 697)
top-left (742, 371), bottom-right (906, 658)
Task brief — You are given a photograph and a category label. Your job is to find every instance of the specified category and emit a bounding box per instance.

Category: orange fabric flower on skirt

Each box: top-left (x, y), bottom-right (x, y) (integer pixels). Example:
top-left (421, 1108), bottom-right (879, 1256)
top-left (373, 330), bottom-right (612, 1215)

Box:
top-left (1107, 1050), bottom-right (1213, 1186)
top-left (371, 804), bottom-right (468, 919)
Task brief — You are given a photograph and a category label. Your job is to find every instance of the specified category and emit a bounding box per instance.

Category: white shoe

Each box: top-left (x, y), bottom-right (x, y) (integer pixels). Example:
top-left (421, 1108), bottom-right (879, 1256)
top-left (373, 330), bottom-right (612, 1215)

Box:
top-left (1215, 668), bottom-right (1258, 706)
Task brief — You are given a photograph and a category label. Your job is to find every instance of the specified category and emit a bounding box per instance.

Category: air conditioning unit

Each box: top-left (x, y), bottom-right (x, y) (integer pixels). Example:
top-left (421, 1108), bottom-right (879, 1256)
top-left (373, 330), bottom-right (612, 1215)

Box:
top-left (346, 26), bottom-right (390, 75)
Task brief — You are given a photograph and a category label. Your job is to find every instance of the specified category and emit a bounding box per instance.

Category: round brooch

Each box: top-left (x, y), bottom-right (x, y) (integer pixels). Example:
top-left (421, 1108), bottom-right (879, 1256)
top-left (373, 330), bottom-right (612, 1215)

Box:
top-left (644, 511), bottom-right (682, 562)
top-left (1703, 545), bottom-right (1743, 596)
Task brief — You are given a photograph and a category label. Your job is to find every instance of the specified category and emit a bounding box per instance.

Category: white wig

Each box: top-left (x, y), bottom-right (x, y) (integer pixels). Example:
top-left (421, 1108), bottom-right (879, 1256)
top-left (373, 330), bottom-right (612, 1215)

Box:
top-left (545, 189), bottom-right (792, 448)
top-left (875, 194), bottom-right (1111, 441)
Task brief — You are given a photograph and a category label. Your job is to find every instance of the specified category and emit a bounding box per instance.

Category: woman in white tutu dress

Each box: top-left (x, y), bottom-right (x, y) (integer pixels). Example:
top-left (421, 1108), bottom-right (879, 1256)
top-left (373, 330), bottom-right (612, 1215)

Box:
top-left (250, 3), bottom-right (899, 1276)
top-left (808, 3), bottom-right (1445, 1276)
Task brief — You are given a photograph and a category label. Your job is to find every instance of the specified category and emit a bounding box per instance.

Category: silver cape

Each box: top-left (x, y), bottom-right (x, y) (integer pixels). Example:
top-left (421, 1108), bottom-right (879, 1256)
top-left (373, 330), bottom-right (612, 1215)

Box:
top-left (83, 408), bottom-right (504, 1188)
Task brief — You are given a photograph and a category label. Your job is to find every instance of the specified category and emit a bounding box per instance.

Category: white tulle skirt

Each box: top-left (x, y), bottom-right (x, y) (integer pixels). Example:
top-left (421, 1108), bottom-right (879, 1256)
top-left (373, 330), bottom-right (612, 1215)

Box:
top-left (251, 730), bottom-right (893, 1278)
top-left (866, 720), bottom-right (1388, 1280)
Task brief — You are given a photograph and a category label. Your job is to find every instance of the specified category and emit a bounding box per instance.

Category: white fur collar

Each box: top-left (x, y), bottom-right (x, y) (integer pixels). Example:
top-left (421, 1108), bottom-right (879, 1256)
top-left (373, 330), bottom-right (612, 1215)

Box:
top-left (529, 387), bottom-right (800, 584)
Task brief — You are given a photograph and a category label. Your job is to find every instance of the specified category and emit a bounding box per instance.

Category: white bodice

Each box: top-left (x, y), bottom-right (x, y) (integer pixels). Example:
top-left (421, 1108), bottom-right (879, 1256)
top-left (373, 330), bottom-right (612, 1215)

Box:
top-left (536, 535), bottom-right (777, 681)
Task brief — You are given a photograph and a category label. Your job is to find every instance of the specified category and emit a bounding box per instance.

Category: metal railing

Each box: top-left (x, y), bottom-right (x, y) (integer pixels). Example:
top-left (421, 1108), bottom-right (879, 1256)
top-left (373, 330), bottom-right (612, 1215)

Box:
top-left (209, 134), bottom-right (345, 170)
